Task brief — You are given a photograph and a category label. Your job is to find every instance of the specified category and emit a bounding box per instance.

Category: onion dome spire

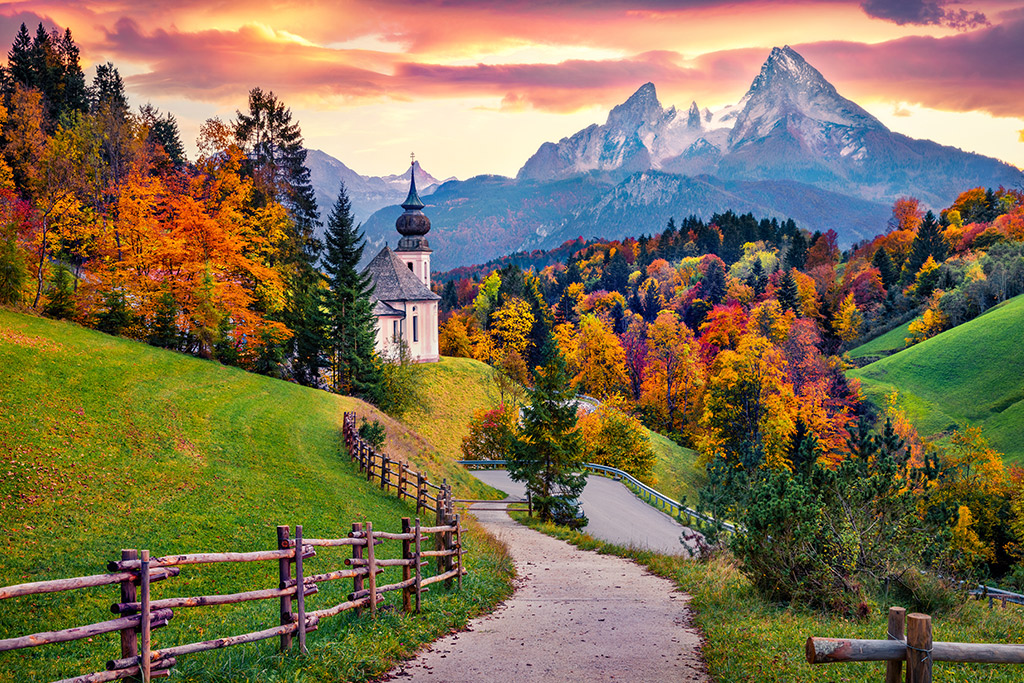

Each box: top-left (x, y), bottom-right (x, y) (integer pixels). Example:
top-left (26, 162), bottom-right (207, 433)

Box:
top-left (396, 154), bottom-right (431, 238)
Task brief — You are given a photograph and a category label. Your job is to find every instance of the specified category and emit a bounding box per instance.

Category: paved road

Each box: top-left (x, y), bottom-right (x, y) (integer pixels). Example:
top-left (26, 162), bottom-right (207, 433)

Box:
top-left (386, 504), bottom-right (708, 682)
top-left (470, 470), bottom-right (698, 555)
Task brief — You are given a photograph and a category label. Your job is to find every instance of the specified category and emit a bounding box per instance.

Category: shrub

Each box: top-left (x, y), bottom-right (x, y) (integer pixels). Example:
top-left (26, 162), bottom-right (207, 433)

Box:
top-left (0, 236), bottom-right (26, 306)
top-left (358, 418), bottom-right (386, 451)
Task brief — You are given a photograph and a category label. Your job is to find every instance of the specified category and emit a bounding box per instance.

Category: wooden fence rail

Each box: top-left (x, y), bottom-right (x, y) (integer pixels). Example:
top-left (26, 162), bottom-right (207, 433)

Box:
top-left (1, 414), bottom-right (465, 683)
top-left (343, 412), bottom-right (453, 521)
top-left (806, 606), bottom-right (1024, 682)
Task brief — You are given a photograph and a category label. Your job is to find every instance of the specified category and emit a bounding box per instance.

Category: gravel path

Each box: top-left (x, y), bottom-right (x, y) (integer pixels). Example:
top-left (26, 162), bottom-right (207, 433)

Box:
top-left (384, 505), bottom-right (708, 682)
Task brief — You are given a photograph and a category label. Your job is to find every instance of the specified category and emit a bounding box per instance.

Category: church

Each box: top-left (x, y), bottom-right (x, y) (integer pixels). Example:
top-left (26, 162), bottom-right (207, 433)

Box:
top-left (362, 165), bottom-right (441, 363)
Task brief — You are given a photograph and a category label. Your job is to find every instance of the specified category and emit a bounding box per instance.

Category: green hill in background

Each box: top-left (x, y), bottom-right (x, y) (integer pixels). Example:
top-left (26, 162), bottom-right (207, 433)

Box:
top-left (0, 310), bottom-right (511, 682)
top-left (849, 294), bottom-right (1024, 464)
top-left (848, 319), bottom-right (915, 361)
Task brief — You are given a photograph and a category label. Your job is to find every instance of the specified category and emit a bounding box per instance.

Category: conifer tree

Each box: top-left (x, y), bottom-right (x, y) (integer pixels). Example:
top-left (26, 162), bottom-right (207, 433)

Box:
top-left (322, 181), bottom-right (380, 399)
top-left (507, 345), bottom-right (586, 522)
top-left (777, 268), bottom-right (801, 315)
top-left (872, 247), bottom-right (897, 288)
top-left (786, 231), bottom-right (808, 270)
top-left (700, 258), bottom-right (727, 305)
top-left (903, 210), bottom-right (946, 284)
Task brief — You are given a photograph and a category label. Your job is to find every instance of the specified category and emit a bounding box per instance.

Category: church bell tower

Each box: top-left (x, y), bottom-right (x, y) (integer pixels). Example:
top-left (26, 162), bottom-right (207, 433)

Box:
top-left (394, 157), bottom-right (432, 288)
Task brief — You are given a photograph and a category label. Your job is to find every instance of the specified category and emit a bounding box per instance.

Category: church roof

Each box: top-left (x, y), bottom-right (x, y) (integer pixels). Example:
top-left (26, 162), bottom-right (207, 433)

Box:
top-left (363, 246), bottom-right (441, 303)
top-left (372, 300), bottom-right (405, 318)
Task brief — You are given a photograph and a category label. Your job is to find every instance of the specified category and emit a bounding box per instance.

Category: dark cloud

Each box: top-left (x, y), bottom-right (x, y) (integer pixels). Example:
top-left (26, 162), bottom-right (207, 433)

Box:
top-left (861, 0), bottom-right (988, 30)
top-left (797, 17), bottom-right (1024, 117)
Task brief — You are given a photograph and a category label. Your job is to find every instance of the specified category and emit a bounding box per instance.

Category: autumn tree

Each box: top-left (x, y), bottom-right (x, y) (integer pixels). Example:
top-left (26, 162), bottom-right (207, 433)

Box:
top-left (578, 399), bottom-right (655, 477)
top-left (641, 310), bottom-right (704, 438)
top-left (700, 333), bottom-right (797, 471)
top-left (834, 292), bottom-right (863, 342)
top-left (570, 314), bottom-right (629, 400)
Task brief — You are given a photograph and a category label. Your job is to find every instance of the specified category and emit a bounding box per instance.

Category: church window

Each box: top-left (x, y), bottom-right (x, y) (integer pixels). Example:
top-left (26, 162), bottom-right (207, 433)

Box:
top-left (413, 315), bottom-right (419, 342)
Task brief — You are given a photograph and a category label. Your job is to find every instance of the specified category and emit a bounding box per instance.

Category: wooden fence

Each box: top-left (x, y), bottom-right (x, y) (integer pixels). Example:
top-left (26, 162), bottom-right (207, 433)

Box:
top-left (343, 412), bottom-right (453, 521)
top-left (0, 417), bottom-right (464, 683)
top-left (806, 606), bottom-right (1024, 682)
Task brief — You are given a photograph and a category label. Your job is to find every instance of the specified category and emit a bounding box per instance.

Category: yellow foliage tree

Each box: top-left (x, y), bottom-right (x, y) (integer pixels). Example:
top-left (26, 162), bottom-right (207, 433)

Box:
top-left (699, 333), bottom-right (796, 470)
top-left (490, 297), bottom-right (535, 356)
top-left (835, 291), bottom-right (863, 342)
top-left (571, 314), bottom-right (629, 400)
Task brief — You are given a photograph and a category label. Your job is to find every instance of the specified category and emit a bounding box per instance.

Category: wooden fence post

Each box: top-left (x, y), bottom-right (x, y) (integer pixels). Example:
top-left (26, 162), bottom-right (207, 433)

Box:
top-left (140, 550), bottom-right (151, 683)
top-left (294, 525), bottom-right (307, 654)
top-left (414, 518), bottom-right (423, 614)
top-left (906, 613), bottom-right (933, 683)
top-left (381, 455), bottom-right (389, 491)
top-left (352, 522), bottom-right (364, 617)
top-left (366, 521), bottom-right (377, 616)
top-left (398, 466), bottom-right (407, 502)
top-left (454, 514), bottom-right (463, 591)
top-left (401, 518), bottom-right (412, 613)
top-left (434, 485), bottom-right (444, 575)
top-left (416, 473), bottom-right (425, 515)
top-left (118, 549), bottom-right (139, 679)
top-left (884, 606), bottom-right (905, 683)
top-left (276, 526), bottom-right (293, 652)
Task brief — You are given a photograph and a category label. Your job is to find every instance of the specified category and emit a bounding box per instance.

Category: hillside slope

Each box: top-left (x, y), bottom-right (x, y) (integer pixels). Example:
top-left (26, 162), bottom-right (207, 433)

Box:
top-left (849, 294), bottom-right (1024, 464)
top-left (0, 311), bottom-right (510, 682)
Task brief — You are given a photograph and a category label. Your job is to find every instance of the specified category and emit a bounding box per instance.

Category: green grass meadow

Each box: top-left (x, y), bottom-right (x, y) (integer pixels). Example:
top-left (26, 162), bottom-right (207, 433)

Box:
top-left (0, 310), bottom-right (513, 682)
top-left (849, 294), bottom-right (1024, 464)
top-left (848, 319), bottom-right (915, 360)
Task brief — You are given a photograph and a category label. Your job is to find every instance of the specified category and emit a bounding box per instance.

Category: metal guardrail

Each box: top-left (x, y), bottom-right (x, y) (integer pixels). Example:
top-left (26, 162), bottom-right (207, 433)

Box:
top-left (457, 459), bottom-right (735, 533)
top-left (969, 584), bottom-right (1024, 607)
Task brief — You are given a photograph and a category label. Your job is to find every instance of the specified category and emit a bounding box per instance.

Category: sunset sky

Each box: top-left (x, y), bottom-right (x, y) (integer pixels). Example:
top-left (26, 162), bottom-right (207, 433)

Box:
top-left (7, 0), bottom-right (1024, 179)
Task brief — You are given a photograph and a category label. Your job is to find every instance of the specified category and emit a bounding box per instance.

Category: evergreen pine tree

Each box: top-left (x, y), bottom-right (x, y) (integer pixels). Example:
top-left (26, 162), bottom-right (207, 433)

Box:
top-left (699, 258), bottom-right (727, 305)
top-left (322, 182), bottom-right (381, 399)
top-left (777, 268), bottom-right (801, 315)
top-left (149, 290), bottom-right (179, 349)
top-left (507, 346), bottom-right (586, 522)
top-left (42, 264), bottom-right (75, 319)
top-left (290, 271), bottom-right (328, 386)
top-left (786, 231), bottom-right (808, 270)
top-left (600, 248), bottom-right (630, 293)
top-left (441, 279), bottom-right (458, 312)
top-left (872, 247), bottom-right (897, 288)
top-left (96, 287), bottom-right (132, 336)
top-left (7, 24), bottom-right (32, 89)
top-left (903, 211), bottom-right (946, 284)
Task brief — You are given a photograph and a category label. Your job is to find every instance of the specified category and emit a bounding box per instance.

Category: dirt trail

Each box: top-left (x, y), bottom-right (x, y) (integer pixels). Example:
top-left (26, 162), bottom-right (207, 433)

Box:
top-left (385, 506), bottom-right (709, 682)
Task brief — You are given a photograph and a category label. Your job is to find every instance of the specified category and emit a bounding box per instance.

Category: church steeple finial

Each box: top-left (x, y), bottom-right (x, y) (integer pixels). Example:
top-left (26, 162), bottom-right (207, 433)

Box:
top-left (396, 153), bottom-right (430, 239)
top-left (402, 153), bottom-right (425, 211)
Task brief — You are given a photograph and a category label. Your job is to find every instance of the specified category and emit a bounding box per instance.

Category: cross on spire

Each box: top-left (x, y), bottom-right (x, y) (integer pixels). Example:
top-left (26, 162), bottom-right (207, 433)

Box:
top-left (410, 152), bottom-right (416, 166)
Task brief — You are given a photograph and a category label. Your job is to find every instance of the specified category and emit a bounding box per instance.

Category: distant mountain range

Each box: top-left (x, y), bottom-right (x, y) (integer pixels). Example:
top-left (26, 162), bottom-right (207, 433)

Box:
top-left (305, 151), bottom-right (453, 229)
top-left (340, 46), bottom-right (1023, 271)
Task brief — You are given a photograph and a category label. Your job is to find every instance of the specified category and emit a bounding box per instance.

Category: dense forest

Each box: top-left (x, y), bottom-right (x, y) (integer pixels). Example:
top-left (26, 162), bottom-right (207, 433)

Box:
top-left (442, 187), bottom-right (1024, 609)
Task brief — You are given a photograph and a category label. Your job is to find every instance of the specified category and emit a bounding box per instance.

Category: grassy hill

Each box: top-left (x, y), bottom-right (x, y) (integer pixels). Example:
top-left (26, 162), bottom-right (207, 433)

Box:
top-left (0, 310), bottom-right (513, 682)
top-left (849, 294), bottom-right (1024, 464)
top-left (647, 431), bottom-right (703, 506)
top-left (848, 319), bottom-right (915, 361)
top-left (402, 356), bottom-right (501, 465)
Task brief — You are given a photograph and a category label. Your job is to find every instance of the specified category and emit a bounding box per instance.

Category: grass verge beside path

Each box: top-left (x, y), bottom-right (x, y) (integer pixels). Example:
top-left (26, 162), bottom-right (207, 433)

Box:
top-left (0, 310), bottom-right (512, 682)
top-left (517, 516), bottom-right (1024, 683)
